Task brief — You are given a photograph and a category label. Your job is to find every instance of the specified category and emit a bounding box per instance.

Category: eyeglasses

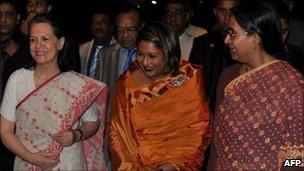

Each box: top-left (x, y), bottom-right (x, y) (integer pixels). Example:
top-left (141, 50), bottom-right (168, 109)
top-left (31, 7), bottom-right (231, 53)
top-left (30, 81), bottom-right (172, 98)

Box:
top-left (217, 6), bottom-right (231, 15)
top-left (116, 27), bottom-right (138, 35)
top-left (0, 11), bottom-right (17, 18)
top-left (224, 27), bottom-right (248, 39)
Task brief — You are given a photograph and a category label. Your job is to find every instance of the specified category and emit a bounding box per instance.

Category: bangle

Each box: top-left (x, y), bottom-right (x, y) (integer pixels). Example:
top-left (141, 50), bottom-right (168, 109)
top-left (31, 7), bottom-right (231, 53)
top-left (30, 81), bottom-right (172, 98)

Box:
top-left (72, 129), bottom-right (83, 142)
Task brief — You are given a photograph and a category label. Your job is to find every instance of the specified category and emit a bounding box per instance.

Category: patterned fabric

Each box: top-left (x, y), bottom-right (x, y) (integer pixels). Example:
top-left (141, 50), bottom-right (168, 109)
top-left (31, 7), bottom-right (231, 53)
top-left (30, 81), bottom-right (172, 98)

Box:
top-left (108, 61), bottom-right (212, 170)
top-left (212, 60), bottom-right (304, 170)
top-left (14, 72), bottom-right (108, 171)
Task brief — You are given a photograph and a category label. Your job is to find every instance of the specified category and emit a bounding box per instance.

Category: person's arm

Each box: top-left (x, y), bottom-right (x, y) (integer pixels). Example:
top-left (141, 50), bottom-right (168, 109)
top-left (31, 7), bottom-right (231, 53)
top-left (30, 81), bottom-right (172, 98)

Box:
top-left (0, 116), bottom-right (58, 169)
top-left (52, 120), bottom-right (99, 146)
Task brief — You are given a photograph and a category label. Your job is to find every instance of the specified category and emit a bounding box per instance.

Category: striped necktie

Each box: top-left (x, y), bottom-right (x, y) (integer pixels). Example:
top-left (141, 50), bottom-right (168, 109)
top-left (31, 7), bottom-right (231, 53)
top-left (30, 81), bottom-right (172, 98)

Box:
top-left (87, 45), bottom-right (102, 78)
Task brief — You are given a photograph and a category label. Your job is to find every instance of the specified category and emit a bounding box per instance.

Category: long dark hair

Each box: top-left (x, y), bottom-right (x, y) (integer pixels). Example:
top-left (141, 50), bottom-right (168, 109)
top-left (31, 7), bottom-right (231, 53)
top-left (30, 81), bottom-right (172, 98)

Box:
top-left (28, 14), bottom-right (80, 72)
top-left (231, 0), bottom-right (284, 57)
top-left (136, 22), bottom-right (181, 76)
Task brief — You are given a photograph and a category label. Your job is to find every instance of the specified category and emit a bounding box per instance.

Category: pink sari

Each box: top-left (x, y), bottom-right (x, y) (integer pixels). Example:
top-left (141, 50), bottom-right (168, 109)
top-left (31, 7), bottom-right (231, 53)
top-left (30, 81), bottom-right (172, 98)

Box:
top-left (212, 60), bottom-right (304, 170)
top-left (14, 71), bottom-right (108, 170)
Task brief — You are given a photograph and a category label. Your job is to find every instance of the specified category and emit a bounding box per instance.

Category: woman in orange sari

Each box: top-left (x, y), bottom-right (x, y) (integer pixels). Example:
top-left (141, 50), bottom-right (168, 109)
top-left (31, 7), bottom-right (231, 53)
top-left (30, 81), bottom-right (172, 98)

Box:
top-left (0, 14), bottom-right (108, 170)
top-left (209, 1), bottom-right (304, 170)
top-left (108, 22), bottom-right (212, 170)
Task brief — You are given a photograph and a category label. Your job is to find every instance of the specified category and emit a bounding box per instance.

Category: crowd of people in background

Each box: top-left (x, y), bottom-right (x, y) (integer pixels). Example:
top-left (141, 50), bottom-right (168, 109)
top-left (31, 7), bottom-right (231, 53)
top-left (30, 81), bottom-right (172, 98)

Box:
top-left (0, 0), bottom-right (303, 170)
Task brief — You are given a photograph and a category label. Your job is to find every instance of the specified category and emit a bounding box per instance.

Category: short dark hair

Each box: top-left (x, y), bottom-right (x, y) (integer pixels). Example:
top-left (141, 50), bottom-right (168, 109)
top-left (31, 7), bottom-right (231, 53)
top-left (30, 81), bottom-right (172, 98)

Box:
top-left (0, 0), bottom-right (21, 13)
top-left (90, 5), bottom-right (114, 25)
top-left (231, 1), bottom-right (283, 57)
top-left (28, 14), bottom-right (80, 72)
top-left (164, 0), bottom-right (192, 13)
top-left (115, 3), bottom-right (141, 23)
top-left (136, 22), bottom-right (181, 76)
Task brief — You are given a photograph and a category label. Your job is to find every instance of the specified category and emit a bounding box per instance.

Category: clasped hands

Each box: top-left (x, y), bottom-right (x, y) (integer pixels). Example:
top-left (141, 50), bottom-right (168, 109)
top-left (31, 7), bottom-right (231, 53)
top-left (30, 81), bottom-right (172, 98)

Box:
top-left (29, 130), bottom-right (76, 169)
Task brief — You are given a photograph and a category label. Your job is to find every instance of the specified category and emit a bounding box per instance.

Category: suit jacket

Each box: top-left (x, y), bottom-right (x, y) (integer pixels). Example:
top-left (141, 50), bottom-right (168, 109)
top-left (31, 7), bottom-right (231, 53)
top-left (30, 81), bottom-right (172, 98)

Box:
top-left (79, 37), bottom-right (116, 75)
top-left (189, 30), bottom-right (236, 112)
top-left (95, 43), bottom-right (137, 100)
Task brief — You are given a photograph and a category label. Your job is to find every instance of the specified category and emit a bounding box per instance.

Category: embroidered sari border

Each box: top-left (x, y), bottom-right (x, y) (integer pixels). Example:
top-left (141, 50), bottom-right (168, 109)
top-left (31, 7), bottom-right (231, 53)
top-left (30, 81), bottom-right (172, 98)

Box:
top-left (225, 60), bottom-right (279, 94)
top-left (16, 72), bottom-right (62, 109)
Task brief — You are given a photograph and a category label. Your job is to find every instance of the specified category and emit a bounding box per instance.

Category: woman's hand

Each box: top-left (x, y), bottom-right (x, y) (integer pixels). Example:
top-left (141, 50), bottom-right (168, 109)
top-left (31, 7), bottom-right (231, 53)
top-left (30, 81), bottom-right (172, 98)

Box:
top-left (155, 163), bottom-right (177, 171)
top-left (52, 131), bottom-right (74, 147)
top-left (28, 151), bottom-right (58, 169)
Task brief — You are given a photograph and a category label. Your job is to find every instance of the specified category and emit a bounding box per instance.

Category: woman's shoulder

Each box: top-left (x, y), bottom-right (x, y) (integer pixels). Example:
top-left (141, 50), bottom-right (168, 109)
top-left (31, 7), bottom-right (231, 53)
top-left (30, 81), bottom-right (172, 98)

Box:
top-left (9, 68), bottom-right (33, 81)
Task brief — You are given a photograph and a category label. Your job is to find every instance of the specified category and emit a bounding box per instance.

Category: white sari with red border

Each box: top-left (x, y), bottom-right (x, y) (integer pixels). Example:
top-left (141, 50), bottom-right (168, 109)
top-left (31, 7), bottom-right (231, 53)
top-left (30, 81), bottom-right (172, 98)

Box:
top-left (14, 71), bottom-right (108, 171)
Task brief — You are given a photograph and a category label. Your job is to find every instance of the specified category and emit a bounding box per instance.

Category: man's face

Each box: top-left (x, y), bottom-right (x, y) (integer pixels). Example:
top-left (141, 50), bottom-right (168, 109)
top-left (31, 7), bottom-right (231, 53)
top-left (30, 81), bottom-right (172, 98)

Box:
top-left (115, 11), bottom-right (139, 49)
top-left (163, 3), bottom-right (189, 36)
top-left (214, 0), bottom-right (236, 27)
top-left (0, 2), bottom-right (20, 41)
top-left (26, 0), bottom-right (50, 14)
top-left (90, 13), bottom-right (113, 43)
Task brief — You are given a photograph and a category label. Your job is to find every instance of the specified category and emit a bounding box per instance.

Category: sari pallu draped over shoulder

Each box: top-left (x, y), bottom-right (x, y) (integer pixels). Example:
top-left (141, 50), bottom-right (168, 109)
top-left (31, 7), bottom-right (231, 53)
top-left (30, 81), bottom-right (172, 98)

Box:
top-left (213, 60), bottom-right (304, 170)
top-left (15, 71), bottom-right (108, 171)
top-left (109, 62), bottom-right (212, 170)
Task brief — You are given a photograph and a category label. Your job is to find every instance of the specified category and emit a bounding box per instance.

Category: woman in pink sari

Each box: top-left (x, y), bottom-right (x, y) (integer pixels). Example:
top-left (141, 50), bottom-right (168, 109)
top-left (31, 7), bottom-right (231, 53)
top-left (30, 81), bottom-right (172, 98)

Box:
top-left (209, 1), bottom-right (304, 170)
top-left (0, 14), bottom-right (108, 170)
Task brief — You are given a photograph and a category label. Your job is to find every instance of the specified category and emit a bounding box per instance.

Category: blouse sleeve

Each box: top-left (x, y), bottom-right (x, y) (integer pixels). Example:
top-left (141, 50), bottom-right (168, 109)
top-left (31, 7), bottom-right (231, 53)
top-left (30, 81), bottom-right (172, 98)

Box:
top-left (0, 71), bottom-right (19, 122)
top-left (80, 102), bottom-right (98, 122)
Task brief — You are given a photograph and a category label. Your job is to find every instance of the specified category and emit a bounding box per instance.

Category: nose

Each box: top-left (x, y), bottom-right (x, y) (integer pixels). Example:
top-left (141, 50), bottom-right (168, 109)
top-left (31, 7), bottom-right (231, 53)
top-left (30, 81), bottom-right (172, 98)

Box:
top-left (224, 34), bottom-right (231, 44)
top-left (142, 56), bottom-right (150, 66)
top-left (122, 30), bottom-right (129, 38)
top-left (31, 39), bottom-right (43, 49)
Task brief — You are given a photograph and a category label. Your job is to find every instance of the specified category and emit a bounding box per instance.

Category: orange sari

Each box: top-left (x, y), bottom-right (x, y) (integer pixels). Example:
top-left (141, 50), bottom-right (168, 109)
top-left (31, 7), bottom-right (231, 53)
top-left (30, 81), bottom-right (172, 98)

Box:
top-left (108, 62), bottom-right (212, 170)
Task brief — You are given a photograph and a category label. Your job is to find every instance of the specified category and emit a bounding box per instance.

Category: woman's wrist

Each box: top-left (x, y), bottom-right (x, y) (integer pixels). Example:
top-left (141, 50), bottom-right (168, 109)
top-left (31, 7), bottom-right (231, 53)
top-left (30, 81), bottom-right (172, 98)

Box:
top-left (72, 128), bottom-right (83, 142)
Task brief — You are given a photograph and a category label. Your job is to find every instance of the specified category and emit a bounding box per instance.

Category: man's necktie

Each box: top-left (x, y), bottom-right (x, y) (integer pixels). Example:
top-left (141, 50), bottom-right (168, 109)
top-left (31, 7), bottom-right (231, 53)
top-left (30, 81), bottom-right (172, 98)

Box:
top-left (123, 49), bottom-right (137, 72)
top-left (87, 45), bottom-right (102, 78)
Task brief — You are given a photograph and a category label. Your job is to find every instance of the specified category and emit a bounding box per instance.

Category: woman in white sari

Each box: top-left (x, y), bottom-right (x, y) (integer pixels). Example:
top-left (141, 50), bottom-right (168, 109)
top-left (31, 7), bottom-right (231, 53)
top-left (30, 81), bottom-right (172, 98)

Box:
top-left (0, 14), bottom-right (108, 170)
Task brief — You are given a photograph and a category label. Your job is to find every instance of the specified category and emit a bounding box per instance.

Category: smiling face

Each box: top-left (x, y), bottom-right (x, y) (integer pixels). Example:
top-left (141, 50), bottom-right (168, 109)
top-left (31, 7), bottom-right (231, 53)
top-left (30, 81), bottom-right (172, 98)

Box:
top-left (29, 22), bottom-right (64, 66)
top-left (136, 40), bottom-right (166, 80)
top-left (224, 15), bottom-right (255, 63)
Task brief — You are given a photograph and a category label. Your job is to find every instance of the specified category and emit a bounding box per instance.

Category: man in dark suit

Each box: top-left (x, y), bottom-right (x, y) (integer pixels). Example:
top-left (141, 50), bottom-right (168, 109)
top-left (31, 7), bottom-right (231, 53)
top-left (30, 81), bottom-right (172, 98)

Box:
top-left (189, 0), bottom-right (238, 112)
top-left (95, 5), bottom-right (141, 99)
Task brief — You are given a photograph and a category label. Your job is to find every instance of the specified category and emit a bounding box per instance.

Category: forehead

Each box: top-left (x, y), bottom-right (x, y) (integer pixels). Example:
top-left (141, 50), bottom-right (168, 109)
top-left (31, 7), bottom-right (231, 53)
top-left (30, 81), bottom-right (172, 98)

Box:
top-left (30, 22), bottom-right (54, 35)
top-left (165, 3), bottom-right (184, 11)
top-left (27, 0), bottom-right (48, 4)
top-left (227, 15), bottom-right (243, 31)
top-left (218, 0), bottom-right (236, 9)
top-left (116, 11), bottom-right (139, 26)
top-left (92, 13), bottom-right (109, 20)
top-left (0, 2), bottom-right (16, 11)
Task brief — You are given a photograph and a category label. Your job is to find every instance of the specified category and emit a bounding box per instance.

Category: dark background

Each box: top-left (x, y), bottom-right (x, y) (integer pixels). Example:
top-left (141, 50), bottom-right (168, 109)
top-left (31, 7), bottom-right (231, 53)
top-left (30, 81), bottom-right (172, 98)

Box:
top-left (16, 0), bottom-right (304, 44)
